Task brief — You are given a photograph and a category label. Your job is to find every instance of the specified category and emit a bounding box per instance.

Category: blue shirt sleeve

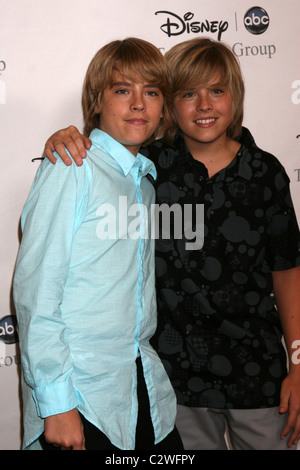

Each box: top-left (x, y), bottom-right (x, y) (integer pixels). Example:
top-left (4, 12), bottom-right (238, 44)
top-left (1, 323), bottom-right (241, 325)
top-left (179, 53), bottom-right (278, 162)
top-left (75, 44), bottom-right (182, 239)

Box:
top-left (13, 156), bottom-right (90, 418)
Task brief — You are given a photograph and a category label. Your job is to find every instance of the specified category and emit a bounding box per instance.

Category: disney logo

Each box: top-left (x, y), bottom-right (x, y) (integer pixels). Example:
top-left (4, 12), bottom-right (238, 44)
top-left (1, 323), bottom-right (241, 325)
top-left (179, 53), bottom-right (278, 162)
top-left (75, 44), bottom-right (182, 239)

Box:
top-left (155, 11), bottom-right (228, 41)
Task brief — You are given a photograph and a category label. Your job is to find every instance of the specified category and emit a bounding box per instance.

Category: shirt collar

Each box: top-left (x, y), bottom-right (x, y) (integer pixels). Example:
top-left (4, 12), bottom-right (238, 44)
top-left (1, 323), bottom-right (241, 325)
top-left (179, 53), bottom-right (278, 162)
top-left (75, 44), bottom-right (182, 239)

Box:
top-left (173, 128), bottom-right (256, 181)
top-left (89, 128), bottom-right (157, 180)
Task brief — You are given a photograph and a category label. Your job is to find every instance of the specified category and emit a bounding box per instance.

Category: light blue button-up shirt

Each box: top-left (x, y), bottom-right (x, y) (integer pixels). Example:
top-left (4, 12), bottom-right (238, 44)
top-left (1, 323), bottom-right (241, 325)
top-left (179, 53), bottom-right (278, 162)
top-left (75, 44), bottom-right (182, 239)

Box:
top-left (13, 129), bottom-right (176, 450)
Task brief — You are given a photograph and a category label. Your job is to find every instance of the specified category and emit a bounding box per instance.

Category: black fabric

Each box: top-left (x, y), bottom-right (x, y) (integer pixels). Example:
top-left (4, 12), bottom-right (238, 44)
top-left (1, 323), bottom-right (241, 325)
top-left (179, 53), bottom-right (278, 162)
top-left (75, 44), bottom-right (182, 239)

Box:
top-left (140, 128), bottom-right (300, 409)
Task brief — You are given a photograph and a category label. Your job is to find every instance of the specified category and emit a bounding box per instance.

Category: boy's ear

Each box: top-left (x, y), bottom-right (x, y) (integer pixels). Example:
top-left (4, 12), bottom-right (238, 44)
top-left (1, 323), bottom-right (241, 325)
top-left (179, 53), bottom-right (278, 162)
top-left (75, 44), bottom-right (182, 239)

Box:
top-left (160, 105), bottom-right (164, 119)
top-left (95, 94), bottom-right (102, 114)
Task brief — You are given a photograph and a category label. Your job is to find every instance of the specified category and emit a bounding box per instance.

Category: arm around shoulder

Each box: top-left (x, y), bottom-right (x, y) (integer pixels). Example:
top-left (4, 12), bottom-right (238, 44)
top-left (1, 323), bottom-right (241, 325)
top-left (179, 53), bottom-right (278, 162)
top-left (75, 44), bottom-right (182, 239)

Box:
top-left (43, 125), bottom-right (92, 166)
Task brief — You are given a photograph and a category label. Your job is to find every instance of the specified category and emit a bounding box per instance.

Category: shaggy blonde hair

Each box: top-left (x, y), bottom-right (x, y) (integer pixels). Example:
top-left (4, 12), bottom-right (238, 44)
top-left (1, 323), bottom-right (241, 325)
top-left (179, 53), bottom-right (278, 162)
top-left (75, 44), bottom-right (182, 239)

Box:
top-left (164, 37), bottom-right (245, 143)
top-left (82, 37), bottom-right (172, 145)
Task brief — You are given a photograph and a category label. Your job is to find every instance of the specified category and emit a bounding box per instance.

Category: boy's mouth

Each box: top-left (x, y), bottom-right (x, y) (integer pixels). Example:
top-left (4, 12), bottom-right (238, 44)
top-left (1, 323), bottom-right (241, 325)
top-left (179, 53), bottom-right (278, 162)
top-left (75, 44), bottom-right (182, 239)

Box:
top-left (195, 118), bottom-right (217, 124)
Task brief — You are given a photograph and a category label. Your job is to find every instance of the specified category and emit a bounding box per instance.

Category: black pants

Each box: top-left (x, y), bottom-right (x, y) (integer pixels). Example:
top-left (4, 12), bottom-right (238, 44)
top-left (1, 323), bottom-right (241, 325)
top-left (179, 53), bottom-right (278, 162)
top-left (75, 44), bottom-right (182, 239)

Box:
top-left (40, 358), bottom-right (183, 450)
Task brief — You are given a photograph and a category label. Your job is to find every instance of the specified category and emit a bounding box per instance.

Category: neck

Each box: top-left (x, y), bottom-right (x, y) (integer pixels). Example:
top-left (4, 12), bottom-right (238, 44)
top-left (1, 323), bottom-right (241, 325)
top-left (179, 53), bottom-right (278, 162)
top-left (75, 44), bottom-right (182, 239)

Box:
top-left (184, 135), bottom-right (241, 177)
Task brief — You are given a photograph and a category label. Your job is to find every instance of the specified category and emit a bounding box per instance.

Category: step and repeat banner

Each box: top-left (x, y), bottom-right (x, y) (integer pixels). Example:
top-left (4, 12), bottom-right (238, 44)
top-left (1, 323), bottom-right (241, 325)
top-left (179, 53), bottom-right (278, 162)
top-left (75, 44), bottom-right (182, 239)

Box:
top-left (0, 0), bottom-right (299, 450)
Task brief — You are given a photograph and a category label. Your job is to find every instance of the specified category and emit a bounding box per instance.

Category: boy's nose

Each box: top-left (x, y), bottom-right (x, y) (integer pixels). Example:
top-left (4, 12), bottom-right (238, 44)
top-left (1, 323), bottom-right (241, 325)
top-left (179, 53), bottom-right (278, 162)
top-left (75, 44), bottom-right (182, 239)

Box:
top-left (132, 103), bottom-right (145, 110)
top-left (131, 93), bottom-right (146, 111)
top-left (196, 94), bottom-right (212, 112)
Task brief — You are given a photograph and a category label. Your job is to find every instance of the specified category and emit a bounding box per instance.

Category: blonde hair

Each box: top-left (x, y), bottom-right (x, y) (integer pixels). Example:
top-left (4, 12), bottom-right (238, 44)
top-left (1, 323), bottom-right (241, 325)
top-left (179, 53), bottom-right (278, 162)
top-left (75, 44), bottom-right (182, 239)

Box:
top-left (82, 37), bottom-right (172, 144)
top-left (164, 37), bottom-right (245, 143)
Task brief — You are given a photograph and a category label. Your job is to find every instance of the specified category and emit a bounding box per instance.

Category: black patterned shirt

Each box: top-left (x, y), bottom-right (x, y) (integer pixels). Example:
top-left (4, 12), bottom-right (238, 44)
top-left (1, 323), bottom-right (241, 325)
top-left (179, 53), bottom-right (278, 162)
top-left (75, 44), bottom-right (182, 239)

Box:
top-left (141, 128), bottom-right (300, 409)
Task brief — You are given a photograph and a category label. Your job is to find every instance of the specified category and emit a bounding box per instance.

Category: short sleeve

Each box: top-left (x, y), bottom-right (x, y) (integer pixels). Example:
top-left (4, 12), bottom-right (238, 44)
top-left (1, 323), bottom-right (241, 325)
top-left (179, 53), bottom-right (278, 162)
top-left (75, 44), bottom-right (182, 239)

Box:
top-left (265, 165), bottom-right (300, 270)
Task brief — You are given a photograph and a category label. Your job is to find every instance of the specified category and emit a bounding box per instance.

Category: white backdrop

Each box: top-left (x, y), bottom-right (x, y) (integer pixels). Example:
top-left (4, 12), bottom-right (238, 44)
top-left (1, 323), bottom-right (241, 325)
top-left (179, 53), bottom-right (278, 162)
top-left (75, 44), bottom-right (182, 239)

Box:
top-left (0, 0), bottom-right (299, 450)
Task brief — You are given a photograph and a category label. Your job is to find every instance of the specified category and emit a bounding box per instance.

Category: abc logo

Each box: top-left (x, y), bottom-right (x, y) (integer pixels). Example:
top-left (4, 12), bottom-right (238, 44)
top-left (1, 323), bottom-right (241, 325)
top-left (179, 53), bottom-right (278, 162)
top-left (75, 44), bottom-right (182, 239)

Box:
top-left (0, 315), bottom-right (18, 344)
top-left (244, 7), bottom-right (270, 35)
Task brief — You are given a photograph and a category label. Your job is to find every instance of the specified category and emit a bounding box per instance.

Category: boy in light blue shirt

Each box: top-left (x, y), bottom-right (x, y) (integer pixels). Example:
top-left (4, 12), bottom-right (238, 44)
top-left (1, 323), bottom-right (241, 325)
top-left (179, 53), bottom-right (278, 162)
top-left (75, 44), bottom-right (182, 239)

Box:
top-left (13, 38), bottom-right (182, 451)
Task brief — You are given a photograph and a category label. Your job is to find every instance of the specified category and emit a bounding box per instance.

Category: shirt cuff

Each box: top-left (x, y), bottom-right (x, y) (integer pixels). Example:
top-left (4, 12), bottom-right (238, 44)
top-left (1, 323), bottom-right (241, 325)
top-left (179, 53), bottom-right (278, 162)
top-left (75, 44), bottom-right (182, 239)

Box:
top-left (33, 377), bottom-right (79, 418)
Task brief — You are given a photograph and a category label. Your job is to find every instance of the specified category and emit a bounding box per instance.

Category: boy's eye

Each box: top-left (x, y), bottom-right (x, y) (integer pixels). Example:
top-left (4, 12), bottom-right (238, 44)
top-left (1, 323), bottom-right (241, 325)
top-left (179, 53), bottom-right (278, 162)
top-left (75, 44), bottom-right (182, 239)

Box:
top-left (116, 89), bottom-right (128, 94)
top-left (212, 88), bottom-right (224, 95)
top-left (146, 90), bottom-right (159, 96)
top-left (182, 92), bottom-right (195, 98)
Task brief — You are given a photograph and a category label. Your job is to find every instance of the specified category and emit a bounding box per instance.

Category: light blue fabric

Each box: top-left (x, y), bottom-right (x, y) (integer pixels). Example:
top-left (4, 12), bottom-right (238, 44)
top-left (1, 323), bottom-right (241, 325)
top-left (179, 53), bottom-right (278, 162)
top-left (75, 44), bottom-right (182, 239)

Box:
top-left (13, 129), bottom-right (176, 450)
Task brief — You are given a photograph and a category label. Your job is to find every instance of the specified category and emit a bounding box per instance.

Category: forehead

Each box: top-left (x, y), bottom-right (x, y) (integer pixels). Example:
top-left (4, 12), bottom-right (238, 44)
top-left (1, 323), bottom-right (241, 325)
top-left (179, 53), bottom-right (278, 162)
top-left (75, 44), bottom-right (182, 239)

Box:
top-left (185, 59), bottom-right (229, 85)
top-left (204, 73), bottom-right (226, 86)
top-left (109, 70), bottom-right (142, 84)
top-left (184, 73), bottom-right (228, 91)
top-left (108, 69), bottom-right (161, 88)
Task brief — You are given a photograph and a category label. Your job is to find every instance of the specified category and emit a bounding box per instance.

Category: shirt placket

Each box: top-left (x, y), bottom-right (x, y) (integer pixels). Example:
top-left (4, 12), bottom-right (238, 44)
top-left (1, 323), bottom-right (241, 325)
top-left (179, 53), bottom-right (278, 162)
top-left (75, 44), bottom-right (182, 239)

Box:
top-left (131, 165), bottom-right (146, 355)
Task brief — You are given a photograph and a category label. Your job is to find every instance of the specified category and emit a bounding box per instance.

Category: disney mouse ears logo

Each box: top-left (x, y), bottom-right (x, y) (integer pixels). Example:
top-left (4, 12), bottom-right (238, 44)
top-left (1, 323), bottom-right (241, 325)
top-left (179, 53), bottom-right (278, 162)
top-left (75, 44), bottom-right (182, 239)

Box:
top-left (155, 11), bottom-right (228, 41)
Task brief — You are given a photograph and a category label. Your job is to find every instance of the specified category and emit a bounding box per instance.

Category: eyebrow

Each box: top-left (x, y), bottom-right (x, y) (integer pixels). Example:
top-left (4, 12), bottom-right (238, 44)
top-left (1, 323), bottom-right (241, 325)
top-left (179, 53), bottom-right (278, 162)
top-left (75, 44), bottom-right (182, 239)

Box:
top-left (209, 82), bottom-right (226, 88)
top-left (180, 82), bottom-right (227, 92)
top-left (111, 81), bottom-right (132, 87)
top-left (110, 81), bottom-right (160, 89)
